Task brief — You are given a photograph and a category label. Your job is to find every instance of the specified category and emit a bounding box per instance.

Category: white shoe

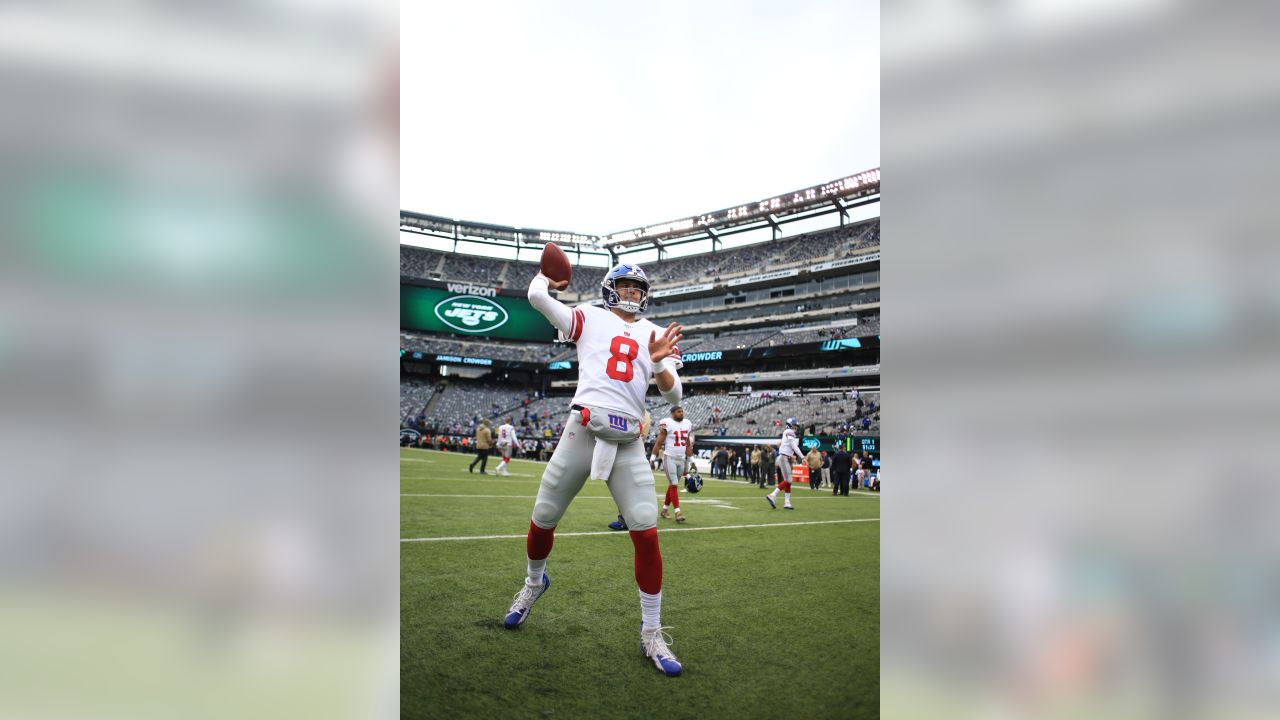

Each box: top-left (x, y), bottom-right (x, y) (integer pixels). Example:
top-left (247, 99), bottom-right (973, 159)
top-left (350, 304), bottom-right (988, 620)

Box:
top-left (674, 508), bottom-right (685, 523)
top-left (640, 626), bottom-right (682, 676)
top-left (503, 572), bottom-right (550, 629)
top-left (660, 507), bottom-right (670, 519)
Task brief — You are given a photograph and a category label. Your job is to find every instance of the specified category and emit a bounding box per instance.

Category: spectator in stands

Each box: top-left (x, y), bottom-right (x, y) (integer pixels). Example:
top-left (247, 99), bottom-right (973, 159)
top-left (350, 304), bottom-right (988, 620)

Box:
top-left (831, 446), bottom-right (852, 496)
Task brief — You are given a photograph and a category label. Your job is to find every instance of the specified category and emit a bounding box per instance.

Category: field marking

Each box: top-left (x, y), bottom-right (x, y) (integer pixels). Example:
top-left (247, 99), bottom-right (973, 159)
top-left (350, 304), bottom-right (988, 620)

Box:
top-left (400, 451), bottom-right (880, 499)
top-left (401, 493), bottom-right (739, 509)
top-left (400, 477), bottom-right (538, 484)
top-left (402, 494), bottom-right (638, 499)
top-left (400, 489), bottom-right (878, 501)
top-left (401, 517), bottom-right (879, 543)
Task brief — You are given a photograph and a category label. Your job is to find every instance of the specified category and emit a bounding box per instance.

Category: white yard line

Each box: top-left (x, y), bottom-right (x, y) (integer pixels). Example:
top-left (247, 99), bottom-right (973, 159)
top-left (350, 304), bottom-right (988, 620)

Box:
top-left (401, 518), bottom-right (879, 543)
top-left (400, 491), bottom-right (877, 500)
top-left (400, 450), bottom-right (880, 498)
top-left (401, 494), bottom-right (636, 499)
top-left (399, 477), bottom-right (538, 484)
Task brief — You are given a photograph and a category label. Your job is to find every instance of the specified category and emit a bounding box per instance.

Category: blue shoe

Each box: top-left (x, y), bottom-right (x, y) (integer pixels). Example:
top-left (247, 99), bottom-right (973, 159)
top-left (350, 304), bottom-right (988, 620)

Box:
top-left (765, 495), bottom-right (776, 509)
top-left (608, 514), bottom-right (628, 531)
top-left (641, 626), bottom-right (683, 676)
top-left (503, 572), bottom-right (550, 629)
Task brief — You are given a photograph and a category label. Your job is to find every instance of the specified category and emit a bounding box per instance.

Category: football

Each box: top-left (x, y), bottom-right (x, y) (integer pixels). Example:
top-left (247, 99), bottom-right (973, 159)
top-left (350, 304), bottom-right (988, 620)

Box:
top-left (540, 242), bottom-right (572, 284)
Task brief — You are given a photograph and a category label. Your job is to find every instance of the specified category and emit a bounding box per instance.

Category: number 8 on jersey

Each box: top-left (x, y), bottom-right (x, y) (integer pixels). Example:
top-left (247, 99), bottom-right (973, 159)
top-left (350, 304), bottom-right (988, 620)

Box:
top-left (606, 335), bottom-right (640, 382)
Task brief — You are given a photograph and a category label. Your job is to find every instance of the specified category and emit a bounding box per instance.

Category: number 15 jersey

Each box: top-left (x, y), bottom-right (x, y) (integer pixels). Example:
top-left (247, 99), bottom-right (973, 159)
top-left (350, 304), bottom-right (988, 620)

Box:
top-left (658, 417), bottom-right (693, 457)
top-left (567, 303), bottom-right (662, 419)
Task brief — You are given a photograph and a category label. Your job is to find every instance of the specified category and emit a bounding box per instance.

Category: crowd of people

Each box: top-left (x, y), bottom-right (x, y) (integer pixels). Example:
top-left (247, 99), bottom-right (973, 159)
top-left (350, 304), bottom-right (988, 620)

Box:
top-left (642, 220), bottom-right (879, 288)
top-left (400, 245), bottom-right (511, 284)
top-left (400, 332), bottom-right (562, 363)
top-left (698, 443), bottom-right (878, 494)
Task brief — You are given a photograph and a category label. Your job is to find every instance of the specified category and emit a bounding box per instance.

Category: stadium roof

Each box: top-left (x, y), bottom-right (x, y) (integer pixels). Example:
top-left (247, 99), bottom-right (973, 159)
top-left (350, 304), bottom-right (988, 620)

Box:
top-left (400, 167), bottom-right (880, 254)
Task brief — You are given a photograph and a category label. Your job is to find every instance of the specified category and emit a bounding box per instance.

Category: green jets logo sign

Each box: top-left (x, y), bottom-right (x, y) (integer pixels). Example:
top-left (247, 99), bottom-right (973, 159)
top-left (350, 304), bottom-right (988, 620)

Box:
top-left (401, 285), bottom-right (556, 342)
top-left (433, 295), bottom-right (510, 333)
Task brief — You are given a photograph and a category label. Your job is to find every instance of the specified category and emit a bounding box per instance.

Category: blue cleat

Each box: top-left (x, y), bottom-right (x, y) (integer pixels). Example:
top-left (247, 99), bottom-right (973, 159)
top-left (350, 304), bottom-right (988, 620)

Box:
top-left (641, 626), bottom-right (683, 677)
top-left (608, 514), bottom-right (628, 531)
top-left (764, 495), bottom-right (776, 509)
top-left (503, 572), bottom-right (550, 629)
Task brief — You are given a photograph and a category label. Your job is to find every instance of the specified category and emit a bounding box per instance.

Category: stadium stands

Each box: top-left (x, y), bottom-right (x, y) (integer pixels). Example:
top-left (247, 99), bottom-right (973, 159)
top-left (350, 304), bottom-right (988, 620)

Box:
top-left (654, 289), bottom-right (879, 329)
top-left (644, 221), bottom-right (879, 288)
top-left (400, 331), bottom-right (562, 364)
top-left (400, 378), bottom-right (440, 422)
top-left (401, 245), bottom-right (509, 284)
top-left (680, 327), bottom-right (780, 352)
top-left (400, 246), bottom-right (437, 279)
top-left (426, 382), bottom-right (539, 428)
top-left (566, 266), bottom-right (604, 296)
top-left (400, 221), bottom-right (879, 293)
top-left (444, 254), bottom-right (509, 284)
top-left (772, 318), bottom-right (880, 345)
top-left (644, 393), bottom-right (778, 434)
top-left (400, 243), bottom-right (606, 293)
top-left (405, 380), bottom-right (880, 441)
top-left (721, 392), bottom-right (880, 436)
top-left (651, 268), bottom-right (879, 315)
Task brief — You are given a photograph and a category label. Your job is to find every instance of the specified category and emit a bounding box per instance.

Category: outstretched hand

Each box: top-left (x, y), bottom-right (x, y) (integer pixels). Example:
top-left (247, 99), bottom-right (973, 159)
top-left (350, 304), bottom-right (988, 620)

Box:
top-left (539, 273), bottom-right (569, 291)
top-left (648, 322), bottom-right (684, 364)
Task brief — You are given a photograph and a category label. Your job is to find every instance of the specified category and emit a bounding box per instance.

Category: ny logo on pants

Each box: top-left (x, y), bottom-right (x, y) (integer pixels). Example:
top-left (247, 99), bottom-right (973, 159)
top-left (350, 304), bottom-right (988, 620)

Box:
top-left (608, 414), bottom-right (628, 431)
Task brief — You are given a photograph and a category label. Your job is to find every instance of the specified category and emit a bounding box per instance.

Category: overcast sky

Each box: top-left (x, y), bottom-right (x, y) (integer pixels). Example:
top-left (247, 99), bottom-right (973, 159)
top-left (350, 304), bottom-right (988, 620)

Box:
top-left (401, 0), bottom-right (879, 236)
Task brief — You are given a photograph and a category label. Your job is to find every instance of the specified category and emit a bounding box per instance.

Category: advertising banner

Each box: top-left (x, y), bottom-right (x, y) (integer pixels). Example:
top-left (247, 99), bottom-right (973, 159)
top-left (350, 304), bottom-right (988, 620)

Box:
top-left (400, 285), bottom-right (558, 341)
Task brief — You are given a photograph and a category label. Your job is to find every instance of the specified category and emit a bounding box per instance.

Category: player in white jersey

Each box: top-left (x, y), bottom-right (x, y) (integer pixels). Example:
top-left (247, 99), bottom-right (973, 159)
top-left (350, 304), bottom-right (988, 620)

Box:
top-left (653, 405), bottom-right (694, 523)
top-left (765, 417), bottom-right (803, 510)
top-left (493, 417), bottom-right (518, 476)
top-left (502, 262), bottom-right (687, 677)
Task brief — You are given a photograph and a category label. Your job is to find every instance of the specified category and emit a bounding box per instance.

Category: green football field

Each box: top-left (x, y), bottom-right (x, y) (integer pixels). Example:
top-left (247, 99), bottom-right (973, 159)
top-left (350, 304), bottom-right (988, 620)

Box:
top-left (401, 447), bottom-right (880, 719)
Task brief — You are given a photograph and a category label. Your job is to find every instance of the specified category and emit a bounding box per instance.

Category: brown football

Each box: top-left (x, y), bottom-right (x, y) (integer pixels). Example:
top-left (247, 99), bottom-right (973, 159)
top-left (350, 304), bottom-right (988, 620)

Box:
top-left (540, 242), bottom-right (573, 284)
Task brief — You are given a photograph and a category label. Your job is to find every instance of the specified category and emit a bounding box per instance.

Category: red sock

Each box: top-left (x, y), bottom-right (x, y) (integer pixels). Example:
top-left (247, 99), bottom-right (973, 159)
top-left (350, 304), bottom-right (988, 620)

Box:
top-left (670, 485), bottom-right (680, 509)
top-left (503, 455), bottom-right (510, 463)
top-left (628, 528), bottom-right (663, 594)
top-left (527, 521), bottom-right (555, 560)
top-left (780, 480), bottom-right (791, 493)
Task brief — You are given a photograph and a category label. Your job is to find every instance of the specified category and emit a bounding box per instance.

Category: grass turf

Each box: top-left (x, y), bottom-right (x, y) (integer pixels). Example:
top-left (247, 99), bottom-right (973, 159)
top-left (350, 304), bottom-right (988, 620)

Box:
top-left (401, 447), bottom-right (880, 719)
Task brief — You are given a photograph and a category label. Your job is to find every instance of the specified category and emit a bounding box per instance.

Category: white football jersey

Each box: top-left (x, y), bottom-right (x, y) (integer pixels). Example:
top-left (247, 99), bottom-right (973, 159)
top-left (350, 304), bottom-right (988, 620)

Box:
top-left (657, 417), bottom-right (693, 457)
top-left (496, 423), bottom-right (517, 445)
top-left (567, 304), bottom-right (662, 418)
top-left (779, 428), bottom-right (802, 458)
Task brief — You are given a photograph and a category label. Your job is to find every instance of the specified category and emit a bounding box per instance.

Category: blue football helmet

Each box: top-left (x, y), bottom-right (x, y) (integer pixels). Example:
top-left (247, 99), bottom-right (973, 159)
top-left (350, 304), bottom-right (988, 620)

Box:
top-left (601, 263), bottom-right (650, 315)
top-left (786, 417), bottom-right (798, 428)
top-left (684, 471), bottom-right (703, 494)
